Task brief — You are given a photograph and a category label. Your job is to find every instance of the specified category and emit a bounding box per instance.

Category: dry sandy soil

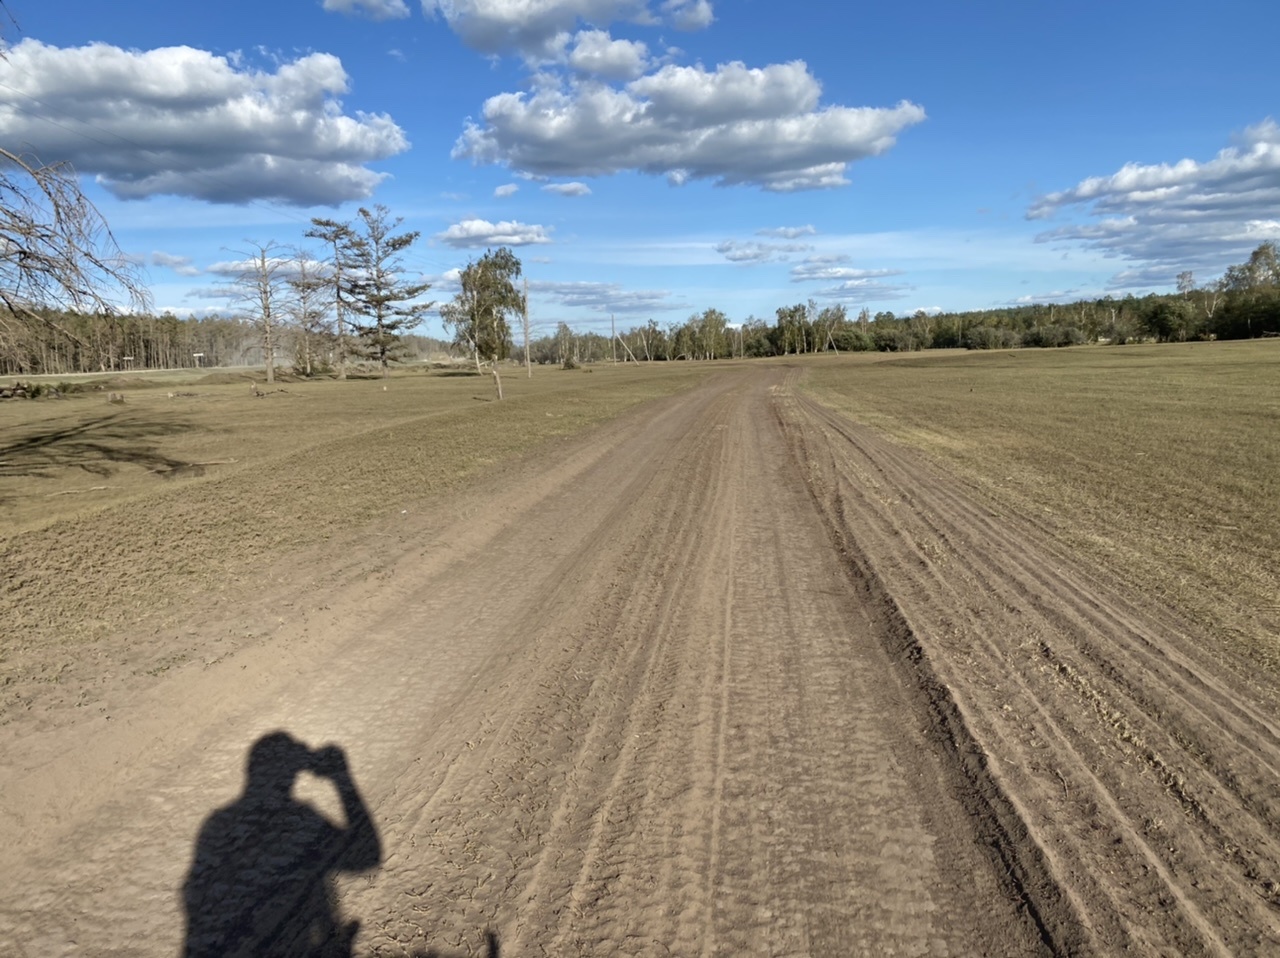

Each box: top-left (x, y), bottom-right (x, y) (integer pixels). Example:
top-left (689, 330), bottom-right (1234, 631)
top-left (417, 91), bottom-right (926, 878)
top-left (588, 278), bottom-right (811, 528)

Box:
top-left (2, 365), bottom-right (1278, 955)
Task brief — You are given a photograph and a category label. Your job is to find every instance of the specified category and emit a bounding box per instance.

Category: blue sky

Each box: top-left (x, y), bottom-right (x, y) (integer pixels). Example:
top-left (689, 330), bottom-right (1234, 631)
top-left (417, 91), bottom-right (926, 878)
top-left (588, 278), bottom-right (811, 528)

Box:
top-left (3, 0), bottom-right (1277, 337)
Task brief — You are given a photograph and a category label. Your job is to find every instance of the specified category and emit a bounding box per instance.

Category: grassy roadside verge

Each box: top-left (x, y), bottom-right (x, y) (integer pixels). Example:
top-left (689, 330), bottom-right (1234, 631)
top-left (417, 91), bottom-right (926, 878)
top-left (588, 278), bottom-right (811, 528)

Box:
top-left (797, 341), bottom-right (1280, 673)
top-left (1, 364), bottom-right (715, 689)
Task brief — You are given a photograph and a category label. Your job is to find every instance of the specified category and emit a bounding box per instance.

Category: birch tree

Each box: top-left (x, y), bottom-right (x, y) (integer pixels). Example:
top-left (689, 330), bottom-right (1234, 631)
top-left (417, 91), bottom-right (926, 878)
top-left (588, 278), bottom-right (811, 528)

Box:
top-left (440, 247), bottom-right (524, 398)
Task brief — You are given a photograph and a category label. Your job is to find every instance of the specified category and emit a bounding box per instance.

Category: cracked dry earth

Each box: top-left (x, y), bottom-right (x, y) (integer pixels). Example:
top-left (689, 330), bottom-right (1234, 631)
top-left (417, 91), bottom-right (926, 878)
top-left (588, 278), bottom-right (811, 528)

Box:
top-left (2, 366), bottom-right (1279, 956)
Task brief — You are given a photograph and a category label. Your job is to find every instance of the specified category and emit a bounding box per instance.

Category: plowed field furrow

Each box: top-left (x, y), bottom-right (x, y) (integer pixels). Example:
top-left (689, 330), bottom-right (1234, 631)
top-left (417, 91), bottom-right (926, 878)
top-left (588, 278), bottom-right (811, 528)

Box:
top-left (781, 374), bottom-right (1280, 956)
top-left (2, 365), bottom-right (1276, 957)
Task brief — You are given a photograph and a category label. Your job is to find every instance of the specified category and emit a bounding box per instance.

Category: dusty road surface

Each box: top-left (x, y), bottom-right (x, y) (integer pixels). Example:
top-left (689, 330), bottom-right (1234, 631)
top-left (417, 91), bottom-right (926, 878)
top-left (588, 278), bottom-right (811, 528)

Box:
top-left (2, 366), bottom-right (1279, 956)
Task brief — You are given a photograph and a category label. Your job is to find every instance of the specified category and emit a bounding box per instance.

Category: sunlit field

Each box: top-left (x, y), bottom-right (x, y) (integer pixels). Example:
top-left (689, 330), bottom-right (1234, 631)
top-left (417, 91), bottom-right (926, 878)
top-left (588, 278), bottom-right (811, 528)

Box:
top-left (800, 340), bottom-right (1280, 671)
top-left (0, 362), bottom-right (716, 694)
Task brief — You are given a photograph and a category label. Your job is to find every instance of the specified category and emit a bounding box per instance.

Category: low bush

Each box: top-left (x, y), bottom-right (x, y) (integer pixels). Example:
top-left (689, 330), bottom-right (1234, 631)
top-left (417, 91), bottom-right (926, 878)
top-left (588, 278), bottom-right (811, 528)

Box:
top-left (1020, 325), bottom-right (1085, 348)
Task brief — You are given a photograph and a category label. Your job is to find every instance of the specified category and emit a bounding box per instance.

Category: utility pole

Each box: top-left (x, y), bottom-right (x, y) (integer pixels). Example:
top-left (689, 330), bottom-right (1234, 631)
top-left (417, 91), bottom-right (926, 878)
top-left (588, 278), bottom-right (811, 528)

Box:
top-left (611, 314), bottom-right (617, 364)
top-left (522, 276), bottom-right (531, 378)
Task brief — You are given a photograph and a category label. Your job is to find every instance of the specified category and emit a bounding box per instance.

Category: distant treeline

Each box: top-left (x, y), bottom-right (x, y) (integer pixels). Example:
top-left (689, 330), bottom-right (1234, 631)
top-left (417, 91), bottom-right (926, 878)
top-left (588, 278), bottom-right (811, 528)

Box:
top-left (533, 242), bottom-right (1280, 362)
top-left (0, 309), bottom-right (451, 377)
top-left (4, 243), bottom-right (1278, 376)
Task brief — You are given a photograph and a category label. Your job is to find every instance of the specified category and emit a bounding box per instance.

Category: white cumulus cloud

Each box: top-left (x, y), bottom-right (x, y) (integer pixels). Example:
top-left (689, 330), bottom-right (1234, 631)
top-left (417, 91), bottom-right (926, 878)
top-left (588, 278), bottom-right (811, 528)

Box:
top-left (662, 0), bottom-right (713, 30)
top-left (568, 29), bottom-right (650, 79)
top-left (0, 40), bottom-right (408, 206)
top-left (436, 218), bottom-right (554, 247)
top-left (1028, 118), bottom-right (1280, 279)
top-left (427, 266), bottom-right (465, 294)
top-left (628, 60), bottom-right (820, 126)
top-left (494, 183), bottom-right (520, 197)
top-left (421, 0), bottom-right (711, 60)
top-left (453, 59), bottom-right (924, 192)
top-left (423, 0), bottom-right (647, 60)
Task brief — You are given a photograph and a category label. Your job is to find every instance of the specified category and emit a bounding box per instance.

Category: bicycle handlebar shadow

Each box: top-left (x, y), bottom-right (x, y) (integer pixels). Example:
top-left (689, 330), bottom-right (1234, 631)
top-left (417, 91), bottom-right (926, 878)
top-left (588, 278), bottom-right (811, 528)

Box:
top-left (181, 731), bottom-right (382, 957)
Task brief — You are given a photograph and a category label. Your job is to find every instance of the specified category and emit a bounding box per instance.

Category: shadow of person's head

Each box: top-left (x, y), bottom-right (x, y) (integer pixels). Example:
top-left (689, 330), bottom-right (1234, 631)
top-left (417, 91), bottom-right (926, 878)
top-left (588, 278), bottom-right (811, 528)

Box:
top-left (245, 730), bottom-right (315, 799)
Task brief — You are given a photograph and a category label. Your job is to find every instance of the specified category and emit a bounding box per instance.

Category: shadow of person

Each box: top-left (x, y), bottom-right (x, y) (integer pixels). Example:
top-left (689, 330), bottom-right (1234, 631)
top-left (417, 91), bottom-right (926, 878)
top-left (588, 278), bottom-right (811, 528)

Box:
top-left (182, 731), bottom-right (382, 957)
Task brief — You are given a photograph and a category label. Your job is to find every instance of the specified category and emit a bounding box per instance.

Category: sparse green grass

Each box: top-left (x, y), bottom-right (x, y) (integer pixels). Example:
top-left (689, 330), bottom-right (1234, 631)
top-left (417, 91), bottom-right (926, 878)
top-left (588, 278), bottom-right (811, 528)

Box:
top-left (0, 362), bottom-right (715, 697)
top-left (800, 341), bottom-right (1280, 671)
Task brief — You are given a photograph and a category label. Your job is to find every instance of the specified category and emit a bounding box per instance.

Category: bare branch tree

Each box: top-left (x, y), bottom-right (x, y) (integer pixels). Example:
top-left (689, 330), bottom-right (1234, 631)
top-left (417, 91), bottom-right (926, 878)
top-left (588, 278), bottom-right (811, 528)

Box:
top-left (0, 149), bottom-right (150, 343)
top-left (286, 251), bottom-right (332, 377)
top-left (220, 241), bottom-right (288, 383)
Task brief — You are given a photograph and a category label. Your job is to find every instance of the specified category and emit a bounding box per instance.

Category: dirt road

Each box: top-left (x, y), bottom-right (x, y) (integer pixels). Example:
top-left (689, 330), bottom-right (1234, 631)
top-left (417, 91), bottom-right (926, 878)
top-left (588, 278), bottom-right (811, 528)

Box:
top-left (2, 366), bottom-right (1278, 955)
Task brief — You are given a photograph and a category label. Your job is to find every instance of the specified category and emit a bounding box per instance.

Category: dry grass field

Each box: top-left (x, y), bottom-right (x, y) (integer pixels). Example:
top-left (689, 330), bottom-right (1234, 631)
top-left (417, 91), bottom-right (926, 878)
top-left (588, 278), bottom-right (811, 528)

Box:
top-left (5, 350), bottom-right (1280, 955)
top-left (799, 339), bottom-right (1280, 673)
top-left (0, 362), bottom-right (715, 716)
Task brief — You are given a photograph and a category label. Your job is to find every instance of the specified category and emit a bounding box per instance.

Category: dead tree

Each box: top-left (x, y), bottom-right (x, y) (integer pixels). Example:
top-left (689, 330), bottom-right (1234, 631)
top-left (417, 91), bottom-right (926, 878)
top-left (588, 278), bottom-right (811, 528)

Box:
top-left (220, 242), bottom-right (288, 384)
top-left (0, 148), bottom-right (149, 361)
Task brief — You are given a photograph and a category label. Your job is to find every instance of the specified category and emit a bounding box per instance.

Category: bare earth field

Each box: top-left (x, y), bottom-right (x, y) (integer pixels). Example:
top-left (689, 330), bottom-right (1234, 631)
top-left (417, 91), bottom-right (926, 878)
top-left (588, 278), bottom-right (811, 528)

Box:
top-left (2, 355), bottom-right (1278, 955)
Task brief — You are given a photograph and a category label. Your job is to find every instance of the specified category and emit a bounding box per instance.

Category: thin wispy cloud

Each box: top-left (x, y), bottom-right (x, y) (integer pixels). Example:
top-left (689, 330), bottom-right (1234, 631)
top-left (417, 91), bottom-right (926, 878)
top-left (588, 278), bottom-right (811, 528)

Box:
top-left (715, 239), bottom-right (811, 264)
top-left (542, 182), bottom-right (592, 197)
top-left (532, 279), bottom-right (680, 313)
top-left (758, 225), bottom-right (817, 239)
top-left (323, 0), bottom-right (410, 20)
top-left (813, 278), bottom-right (913, 304)
top-left (790, 255), bottom-right (902, 282)
top-left (150, 251), bottom-right (202, 277)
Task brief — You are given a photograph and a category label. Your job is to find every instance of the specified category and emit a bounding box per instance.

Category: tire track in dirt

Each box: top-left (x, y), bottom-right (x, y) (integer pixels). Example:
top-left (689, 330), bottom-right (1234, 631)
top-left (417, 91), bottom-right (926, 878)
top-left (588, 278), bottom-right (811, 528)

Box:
top-left (0, 363), bottom-right (1167, 952)
top-left (780, 369), bottom-right (1280, 956)
top-left (0, 381), bottom-right (726, 957)
top-left (337, 368), bottom-right (1042, 956)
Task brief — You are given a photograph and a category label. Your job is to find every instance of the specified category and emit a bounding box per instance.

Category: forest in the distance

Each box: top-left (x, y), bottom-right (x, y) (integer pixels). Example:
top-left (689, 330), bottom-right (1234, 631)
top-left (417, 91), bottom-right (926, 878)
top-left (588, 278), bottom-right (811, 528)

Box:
top-left (3, 241), bottom-right (1278, 378)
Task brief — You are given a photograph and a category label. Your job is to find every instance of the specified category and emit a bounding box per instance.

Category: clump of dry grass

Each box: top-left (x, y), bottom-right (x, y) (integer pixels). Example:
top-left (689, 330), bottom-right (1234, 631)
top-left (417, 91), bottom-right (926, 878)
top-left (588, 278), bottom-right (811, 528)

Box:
top-left (800, 341), bottom-right (1280, 673)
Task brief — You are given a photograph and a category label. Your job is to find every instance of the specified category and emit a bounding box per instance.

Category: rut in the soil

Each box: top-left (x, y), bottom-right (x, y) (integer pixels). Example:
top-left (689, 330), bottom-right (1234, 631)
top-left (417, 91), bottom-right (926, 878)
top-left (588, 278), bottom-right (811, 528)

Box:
top-left (777, 369), bottom-right (1280, 957)
top-left (332, 370), bottom-right (1042, 956)
top-left (3, 366), bottom-right (1277, 957)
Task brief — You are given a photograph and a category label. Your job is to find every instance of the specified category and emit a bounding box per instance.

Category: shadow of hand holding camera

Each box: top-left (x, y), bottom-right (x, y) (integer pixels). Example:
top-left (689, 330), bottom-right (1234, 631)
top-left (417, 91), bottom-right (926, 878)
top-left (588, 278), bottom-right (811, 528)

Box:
top-left (182, 732), bottom-right (382, 957)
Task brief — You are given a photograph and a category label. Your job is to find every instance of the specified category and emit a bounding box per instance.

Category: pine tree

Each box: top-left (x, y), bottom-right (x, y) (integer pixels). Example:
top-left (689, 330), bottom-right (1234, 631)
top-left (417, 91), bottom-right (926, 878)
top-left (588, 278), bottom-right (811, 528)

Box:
top-left (342, 205), bottom-right (433, 377)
